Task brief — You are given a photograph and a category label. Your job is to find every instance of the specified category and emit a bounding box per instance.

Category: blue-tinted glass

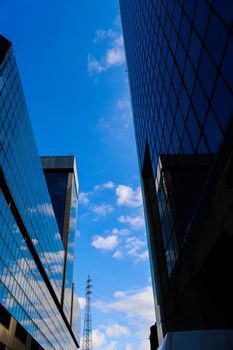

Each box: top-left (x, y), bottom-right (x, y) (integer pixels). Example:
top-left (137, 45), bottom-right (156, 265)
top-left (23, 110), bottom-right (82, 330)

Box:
top-left (180, 14), bottom-right (191, 49)
top-left (181, 128), bottom-right (194, 153)
top-left (213, 0), bottom-right (233, 27)
top-left (194, 0), bottom-right (210, 38)
top-left (204, 111), bottom-right (223, 152)
top-left (171, 125), bottom-right (181, 153)
top-left (189, 30), bottom-right (202, 69)
top-left (175, 107), bottom-right (185, 137)
top-left (180, 86), bottom-right (189, 120)
top-left (44, 172), bottom-right (68, 235)
top-left (0, 40), bottom-right (80, 349)
top-left (205, 14), bottom-right (228, 64)
top-left (158, 178), bottom-right (177, 275)
top-left (176, 40), bottom-right (186, 73)
top-left (199, 50), bottom-right (217, 97)
top-left (197, 136), bottom-right (209, 153)
top-left (192, 80), bottom-right (208, 125)
top-left (186, 107), bottom-right (201, 148)
top-left (184, 58), bottom-right (196, 95)
top-left (173, 2), bottom-right (182, 29)
top-left (172, 65), bottom-right (182, 95)
top-left (170, 26), bottom-right (178, 54)
top-left (221, 38), bottom-right (233, 92)
top-left (161, 217), bottom-right (170, 248)
top-left (212, 78), bottom-right (233, 131)
top-left (166, 0), bottom-right (175, 17)
top-left (183, 0), bottom-right (197, 21)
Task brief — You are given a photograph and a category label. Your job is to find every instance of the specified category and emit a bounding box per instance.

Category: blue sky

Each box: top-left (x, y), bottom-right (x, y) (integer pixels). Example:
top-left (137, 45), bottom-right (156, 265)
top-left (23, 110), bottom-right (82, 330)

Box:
top-left (0, 1), bottom-right (155, 349)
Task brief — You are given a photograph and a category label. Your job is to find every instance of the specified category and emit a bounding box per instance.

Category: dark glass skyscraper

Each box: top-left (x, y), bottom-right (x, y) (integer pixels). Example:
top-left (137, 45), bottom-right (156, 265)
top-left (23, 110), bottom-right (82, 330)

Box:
top-left (119, 0), bottom-right (233, 344)
top-left (0, 35), bottom-right (80, 349)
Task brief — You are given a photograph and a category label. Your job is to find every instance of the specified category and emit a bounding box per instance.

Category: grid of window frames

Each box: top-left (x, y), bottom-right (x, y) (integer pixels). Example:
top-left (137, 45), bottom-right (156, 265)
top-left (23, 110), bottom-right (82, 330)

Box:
top-left (0, 192), bottom-right (76, 349)
top-left (62, 175), bottom-right (78, 333)
top-left (0, 41), bottom-right (80, 348)
top-left (43, 171), bottom-right (73, 323)
top-left (72, 286), bottom-right (81, 345)
top-left (120, 0), bottom-right (233, 275)
top-left (43, 170), bottom-right (80, 334)
top-left (43, 172), bottom-right (69, 235)
top-left (156, 165), bottom-right (177, 277)
top-left (0, 46), bottom-right (64, 301)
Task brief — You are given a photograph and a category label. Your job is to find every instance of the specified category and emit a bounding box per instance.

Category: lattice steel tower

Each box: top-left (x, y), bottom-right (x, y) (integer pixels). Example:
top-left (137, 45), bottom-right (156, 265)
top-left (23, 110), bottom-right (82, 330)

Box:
top-left (82, 276), bottom-right (93, 350)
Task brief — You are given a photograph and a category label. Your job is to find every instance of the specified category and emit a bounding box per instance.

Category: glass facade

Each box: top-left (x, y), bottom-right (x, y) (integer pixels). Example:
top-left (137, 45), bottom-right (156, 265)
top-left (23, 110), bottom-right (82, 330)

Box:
top-left (120, 0), bottom-right (233, 172)
top-left (43, 172), bottom-right (69, 236)
top-left (41, 156), bottom-right (80, 340)
top-left (66, 175), bottom-right (78, 329)
top-left (0, 36), bottom-right (80, 349)
top-left (156, 164), bottom-right (177, 277)
top-left (120, 0), bottom-right (233, 341)
top-left (71, 285), bottom-right (81, 342)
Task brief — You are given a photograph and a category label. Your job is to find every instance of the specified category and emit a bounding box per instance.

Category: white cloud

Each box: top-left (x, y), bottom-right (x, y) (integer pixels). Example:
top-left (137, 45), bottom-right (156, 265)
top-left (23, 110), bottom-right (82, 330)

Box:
top-left (139, 339), bottom-right (150, 350)
top-left (118, 98), bottom-right (131, 110)
top-left (112, 250), bottom-right (123, 259)
top-left (125, 237), bottom-right (148, 262)
top-left (114, 15), bottom-right (121, 27)
top-left (92, 235), bottom-right (119, 251)
top-left (111, 227), bottom-right (129, 236)
top-left (94, 286), bottom-right (155, 323)
top-left (88, 55), bottom-right (106, 75)
top-left (88, 27), bottom-right (125, 76)
top-left (117, 98), bottom-right (132, 128)
top-left (126, 237), bottom-right (145, 250)
top-left (105, 324), bottom-right (129, 337)
top-left (114, 291), bottom-right (126, 298)
top-left (76, 230), bottom-right (81, 237)
top-left (78, 297), bottom-right (86, 310)
top-left (126, 343), bottom-right (133, 350)
top-left (113, 35), bottom-right (124, 47)
top-left (103, 341), bottom-right (118, 350)
top-left (94, 181), bottom-right (115, 191)
top-left (92, 329), bottom-right (106, 349)
top-left (134, 250), bottom-right (149, 261)
top-left (91, 226), bottom-right (148, 262)
top-left (111, 233), bottom-right (148, 263)
top-left (96, 94), bottom-right (133, 136)
top-left (92, 204), bottom-right (114, 216)
top-left (108, 234), bottom-right (149, 263)
top-left (105, 46), bottom-right (125, 66)
top-left (79, 192), bottom-right (90, 205)
top-left (94, 29), bottom-right (115, 42)
top-left (118, 215), bottom-right (145, 230)
top-left (116, 185), bottom-right (142, 208)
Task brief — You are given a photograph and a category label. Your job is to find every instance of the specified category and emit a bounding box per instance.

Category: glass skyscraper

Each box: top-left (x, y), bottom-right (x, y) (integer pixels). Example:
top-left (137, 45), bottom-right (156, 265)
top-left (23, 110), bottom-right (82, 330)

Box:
top-left (0, 35), bottom-right (80, 349)
top-left (119, 0), bottom-right (233, 344)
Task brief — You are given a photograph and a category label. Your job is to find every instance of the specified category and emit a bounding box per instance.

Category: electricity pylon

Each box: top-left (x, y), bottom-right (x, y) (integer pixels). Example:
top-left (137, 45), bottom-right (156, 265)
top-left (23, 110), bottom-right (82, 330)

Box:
top-left (82, 276), bottom-right (93, 350)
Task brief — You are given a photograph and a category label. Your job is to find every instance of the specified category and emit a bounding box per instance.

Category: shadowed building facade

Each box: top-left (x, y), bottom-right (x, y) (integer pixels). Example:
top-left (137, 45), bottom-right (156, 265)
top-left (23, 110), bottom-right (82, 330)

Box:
top-left (0, 35), bottom-right (80, 349)
top-left (119, 0), bottom-right (233, 344)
